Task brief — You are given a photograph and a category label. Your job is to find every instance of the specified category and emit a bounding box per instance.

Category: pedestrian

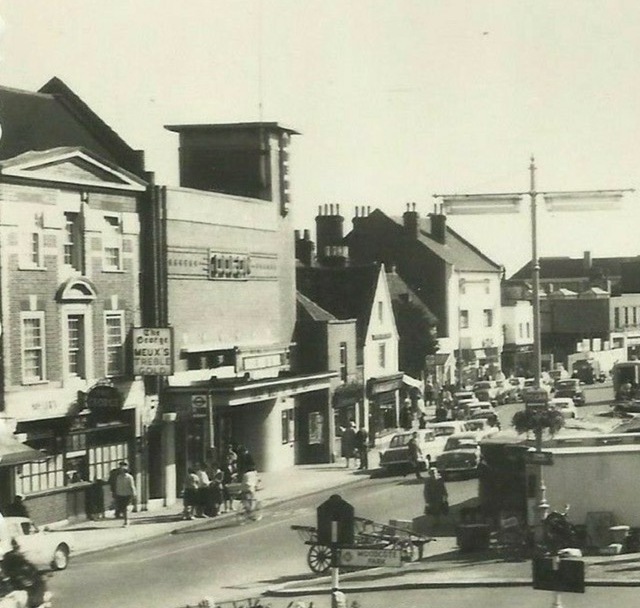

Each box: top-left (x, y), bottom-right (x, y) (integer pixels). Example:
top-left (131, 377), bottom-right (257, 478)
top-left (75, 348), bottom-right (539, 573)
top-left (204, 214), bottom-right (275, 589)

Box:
top-left (5, 494), bottom-right (29, 518)
top-left (182, 467), bottom-right (199, 520)
top-left (355, 426), bottom-right (369, 470)
top-left (237, 446), bottom-right (256, 478)
top-left (113, 462), bottom-right (136, 527)
top-left (195, 463), bottom-right (210, 517)
top-left (400, 400), bottom-right (413, 430)
top-left (108, 462), bottom-right (126, 518)
top-left (207, 463), bottom-right (224, 517)
top-left (221, 461), bottom-right (234, 513)
top-left (423, 468), bottom-right (449, 530)
top-left (224, 444), bottom-right (238, 477)
top-left (340, 421), bottom-right (357, 468)
top-left (406, 431), bottom-right (424, 479)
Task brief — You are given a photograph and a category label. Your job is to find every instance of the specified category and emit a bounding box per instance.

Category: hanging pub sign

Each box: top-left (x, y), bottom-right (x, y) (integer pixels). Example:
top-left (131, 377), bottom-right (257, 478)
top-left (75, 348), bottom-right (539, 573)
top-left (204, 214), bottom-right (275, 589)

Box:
top-left (85, 383), bottom-right (123, 413)
top-left (132, 327), bottom-right (174, 376)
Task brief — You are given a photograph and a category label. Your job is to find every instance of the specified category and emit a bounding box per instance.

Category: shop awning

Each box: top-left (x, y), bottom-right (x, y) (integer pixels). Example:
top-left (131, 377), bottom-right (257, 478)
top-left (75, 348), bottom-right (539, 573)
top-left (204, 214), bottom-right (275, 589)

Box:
top-left (0, 434), bottom-right (43, 467)
top-left (402, 374), bottom-right (424, 392)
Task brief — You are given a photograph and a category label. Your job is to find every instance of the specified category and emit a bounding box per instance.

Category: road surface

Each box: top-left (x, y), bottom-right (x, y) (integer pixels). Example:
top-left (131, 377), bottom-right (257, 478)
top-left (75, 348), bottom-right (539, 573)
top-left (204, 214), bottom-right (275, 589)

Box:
top-left (47, 474), bottom-right (477, 608)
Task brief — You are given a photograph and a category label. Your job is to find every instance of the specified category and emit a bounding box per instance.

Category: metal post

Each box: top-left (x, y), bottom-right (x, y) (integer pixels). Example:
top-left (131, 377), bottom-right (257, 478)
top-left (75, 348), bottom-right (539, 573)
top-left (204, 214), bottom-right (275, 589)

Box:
top-left (530, 157), bottom-right (549, 540)
top-left (530, 156), bottom-right (542, 389)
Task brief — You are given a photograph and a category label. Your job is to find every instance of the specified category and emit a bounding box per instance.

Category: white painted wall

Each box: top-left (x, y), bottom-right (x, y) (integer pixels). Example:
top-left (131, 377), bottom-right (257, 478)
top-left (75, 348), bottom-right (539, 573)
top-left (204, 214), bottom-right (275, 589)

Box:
top-left (502, 300), bottom-right (534, 345)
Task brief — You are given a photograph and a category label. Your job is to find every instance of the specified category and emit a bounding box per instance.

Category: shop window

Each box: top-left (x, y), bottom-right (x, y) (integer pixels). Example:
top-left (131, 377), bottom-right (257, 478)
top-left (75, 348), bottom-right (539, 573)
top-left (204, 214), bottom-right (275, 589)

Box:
top-left (281, 409), bottom-right (294, 444)
top-left (88, 443), bottom-right (128, 482)
top-left (17, 454), bottom-right (64, 494)
top-left (339, 342), bottom-right (348, 382)
top-left (460, 310), bottom-right (469, 329)
top-left (20, 312), bottom-right (46, 384)
top-left (103, 215), bottom-right (123, 271)
top-left (65, 432), bottom-right (87, 453)
top-left (64, 211), bottom-right (83, 271)
top-left (105, 312), bottom-right (125, 377)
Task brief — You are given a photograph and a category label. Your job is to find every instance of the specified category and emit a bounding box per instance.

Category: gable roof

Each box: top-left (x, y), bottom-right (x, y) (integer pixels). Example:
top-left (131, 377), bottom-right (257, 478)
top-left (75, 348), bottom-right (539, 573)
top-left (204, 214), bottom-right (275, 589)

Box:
top-left (0, 146), bottom-right (147, 190)
top-left (510, 255), bottom-right (640, 281)
top-left (386, 271), bottom-right (438, 324)
top-left (381, 211), bottom-right (500, 272)
top-left (296, 292), bottom-right (338, 322)
top-left (0, 78), bottom-right (145, 177)
top-left (296, 264), bottom-right (381, 346)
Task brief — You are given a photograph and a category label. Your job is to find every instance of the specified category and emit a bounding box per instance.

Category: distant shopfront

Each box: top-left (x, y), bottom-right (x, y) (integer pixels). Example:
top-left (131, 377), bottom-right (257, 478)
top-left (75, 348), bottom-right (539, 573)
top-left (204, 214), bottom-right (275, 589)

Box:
top-left (367, 373), bottom-right (403, 441)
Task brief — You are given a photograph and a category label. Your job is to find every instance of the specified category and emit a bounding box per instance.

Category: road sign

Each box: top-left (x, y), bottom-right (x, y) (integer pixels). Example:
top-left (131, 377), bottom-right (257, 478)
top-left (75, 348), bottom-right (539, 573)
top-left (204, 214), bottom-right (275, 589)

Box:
top-left (317, 494), bottom-right (355, 546)
top-left (523, 388), bottom-right (549, 407)
top-left (339, 548), bottom-right (402, 568)
top-left (191, 394), bottom-right (208, 414)
top-left (526, 450), bottom-right (554, 466)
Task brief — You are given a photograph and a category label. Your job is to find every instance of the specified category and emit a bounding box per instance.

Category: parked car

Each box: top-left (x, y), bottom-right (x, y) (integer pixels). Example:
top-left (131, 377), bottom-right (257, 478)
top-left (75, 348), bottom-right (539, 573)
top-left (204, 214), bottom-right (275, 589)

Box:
top-left (472, 380), bottom-right (498, 403)
top-left (496, 386), bottom-right (522, 405)
top-left (379, 428), bottom-right (443, 474)
top-left (464, 418), bottom-right (500, 440)
top-left (453, 391), bottom-right (477, 406)
top-left (549, 397), bottom-right (578, 419)
top-left (435, 433), bottom-right (481, 479)
top-left (0, 517), bottom-right (71, 572)
top-left (553, 378), bottom-right (586, 407)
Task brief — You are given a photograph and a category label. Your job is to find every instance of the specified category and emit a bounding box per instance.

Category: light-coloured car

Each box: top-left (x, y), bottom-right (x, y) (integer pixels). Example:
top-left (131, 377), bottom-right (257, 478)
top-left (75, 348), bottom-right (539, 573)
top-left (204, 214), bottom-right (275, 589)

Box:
top-left (379, 429), bottom-right (436, 474)
top-left (464, 418), bottom-right (500, 440)
top-left (435, 433), bottom-right (481, 479)
top-left (549, 397), bottom-right (578, 419)
top-left (0, 516), bottom-right (71, 571)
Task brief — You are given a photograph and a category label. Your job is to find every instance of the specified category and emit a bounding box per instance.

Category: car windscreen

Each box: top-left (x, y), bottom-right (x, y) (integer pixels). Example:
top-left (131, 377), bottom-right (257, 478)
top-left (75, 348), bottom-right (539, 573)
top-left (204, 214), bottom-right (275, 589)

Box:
top-left (465, 421), bottom-right (485, 431)
top-left (389, 435), bottom-right (412, 448)
top-left (429, 426), bottom-right (456, 437)
top-left (556, 381), bottom-right (577, 389)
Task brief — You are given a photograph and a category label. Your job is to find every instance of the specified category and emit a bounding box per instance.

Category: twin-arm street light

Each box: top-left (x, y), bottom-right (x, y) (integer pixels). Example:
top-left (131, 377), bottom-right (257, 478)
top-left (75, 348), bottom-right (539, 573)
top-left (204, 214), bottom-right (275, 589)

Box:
top-left (434, 157), bottom-right (632, 535)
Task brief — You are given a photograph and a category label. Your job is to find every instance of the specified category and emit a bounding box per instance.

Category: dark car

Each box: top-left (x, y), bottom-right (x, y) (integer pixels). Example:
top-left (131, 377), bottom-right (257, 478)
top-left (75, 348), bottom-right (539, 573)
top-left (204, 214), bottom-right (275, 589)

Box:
top-left (553, 379), bottom-right (586, 407)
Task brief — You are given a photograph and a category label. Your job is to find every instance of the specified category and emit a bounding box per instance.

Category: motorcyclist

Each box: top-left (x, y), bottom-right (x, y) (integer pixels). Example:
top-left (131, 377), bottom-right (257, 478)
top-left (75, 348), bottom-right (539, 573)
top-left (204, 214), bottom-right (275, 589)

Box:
top-left (1, 540), bottom-right (49, 608)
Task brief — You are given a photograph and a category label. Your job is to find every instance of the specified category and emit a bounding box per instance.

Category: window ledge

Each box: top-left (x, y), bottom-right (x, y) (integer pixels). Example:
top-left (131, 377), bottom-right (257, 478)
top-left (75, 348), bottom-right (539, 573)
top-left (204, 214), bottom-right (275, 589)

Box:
top-left (18, 265), bottom-right (47, 271)
top-left (21, 379), bottom-right (49, 386)
top-left (102, 268), bottom-right (125, 274)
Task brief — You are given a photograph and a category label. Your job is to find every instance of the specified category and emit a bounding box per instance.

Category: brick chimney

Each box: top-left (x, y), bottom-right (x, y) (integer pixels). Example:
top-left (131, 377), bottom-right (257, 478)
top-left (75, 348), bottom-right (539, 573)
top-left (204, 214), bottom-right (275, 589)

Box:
top-left (430, 206), bottom-right (447, 244)
top-left (316, 204), bottom-right (347, 267)
top-left (403, 203), bottom-right (419, 239)
top-left (295, 229), bottom-right (314, 267)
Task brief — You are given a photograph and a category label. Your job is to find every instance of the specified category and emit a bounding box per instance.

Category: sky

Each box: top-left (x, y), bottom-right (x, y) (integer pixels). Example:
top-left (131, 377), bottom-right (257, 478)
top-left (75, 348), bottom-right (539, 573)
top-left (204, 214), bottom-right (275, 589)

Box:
top-left (0, 0), bottom-right (639, 274)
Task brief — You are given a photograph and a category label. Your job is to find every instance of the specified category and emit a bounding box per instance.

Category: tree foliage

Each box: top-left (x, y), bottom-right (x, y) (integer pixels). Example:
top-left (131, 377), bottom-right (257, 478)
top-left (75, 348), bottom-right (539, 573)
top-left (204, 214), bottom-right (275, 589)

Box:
top-left (392, 298), bottom-right (438, 377)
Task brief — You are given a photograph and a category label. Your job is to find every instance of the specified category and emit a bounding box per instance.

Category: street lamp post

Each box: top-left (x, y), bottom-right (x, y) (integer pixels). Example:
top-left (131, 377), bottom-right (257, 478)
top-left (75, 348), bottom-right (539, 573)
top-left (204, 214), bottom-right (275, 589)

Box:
top-left (435, 161), bottom-right (631, 538)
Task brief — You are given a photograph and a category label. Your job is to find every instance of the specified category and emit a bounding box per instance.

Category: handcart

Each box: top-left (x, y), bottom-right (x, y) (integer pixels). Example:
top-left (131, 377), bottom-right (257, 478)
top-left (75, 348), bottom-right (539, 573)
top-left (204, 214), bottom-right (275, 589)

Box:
top-left (291, 516), bottom-right (432, 574)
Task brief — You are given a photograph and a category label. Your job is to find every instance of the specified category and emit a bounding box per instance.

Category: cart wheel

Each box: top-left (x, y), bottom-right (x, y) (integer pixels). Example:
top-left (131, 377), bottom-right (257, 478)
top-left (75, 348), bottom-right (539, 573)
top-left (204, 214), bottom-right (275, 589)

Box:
top-left (397, 539), bottom-right (419, 562)
top-left (307, 544), bottom-right (332, 574)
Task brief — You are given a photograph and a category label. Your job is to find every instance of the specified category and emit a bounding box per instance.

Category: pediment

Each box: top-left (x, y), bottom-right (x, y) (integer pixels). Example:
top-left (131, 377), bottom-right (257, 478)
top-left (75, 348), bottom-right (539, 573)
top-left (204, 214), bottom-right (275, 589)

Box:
top-left (0, 148), bottom-right (146, 192)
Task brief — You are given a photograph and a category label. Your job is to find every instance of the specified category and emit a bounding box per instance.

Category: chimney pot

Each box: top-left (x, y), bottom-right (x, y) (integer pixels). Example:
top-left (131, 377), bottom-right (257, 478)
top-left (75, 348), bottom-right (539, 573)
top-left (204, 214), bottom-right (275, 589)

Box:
top-left (318, 205), bottom-right (322, 215)
top-left (367, 206), bottom-right (371, 215)
top-left (294, 229), bottom-right (300, 240)
top-left (336, 203), bottom-right (340, 215)
top-left (303, 229), bottom-right (310, 240)
top-left (324, 204), bottom-right (328, 215)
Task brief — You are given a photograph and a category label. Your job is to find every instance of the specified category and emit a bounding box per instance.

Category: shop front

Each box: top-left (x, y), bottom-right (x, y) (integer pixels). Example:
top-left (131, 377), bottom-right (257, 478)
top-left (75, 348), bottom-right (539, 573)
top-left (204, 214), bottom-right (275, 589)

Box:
top-left (164, 371), bottom-right (335, 495)
top-left (366, 373), bottom-right (403, 442)
top-left (6, 381), bottom-right (142, 525)
top-left (502, 343), bottom-right (534, 378)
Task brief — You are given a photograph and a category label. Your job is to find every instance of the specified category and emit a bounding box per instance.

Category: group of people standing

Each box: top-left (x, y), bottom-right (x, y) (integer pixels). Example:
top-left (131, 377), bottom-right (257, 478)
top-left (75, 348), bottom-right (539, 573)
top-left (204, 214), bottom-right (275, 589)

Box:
top-left (339, 421), bottom-right (368, 469)
top-left (182, 444), bottom-right (257, 520)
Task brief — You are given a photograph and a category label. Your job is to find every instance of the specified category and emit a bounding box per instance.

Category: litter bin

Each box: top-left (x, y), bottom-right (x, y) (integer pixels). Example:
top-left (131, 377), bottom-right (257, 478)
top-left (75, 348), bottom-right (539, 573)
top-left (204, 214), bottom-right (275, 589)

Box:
top-left (457, 523), bottom-right (491, 552)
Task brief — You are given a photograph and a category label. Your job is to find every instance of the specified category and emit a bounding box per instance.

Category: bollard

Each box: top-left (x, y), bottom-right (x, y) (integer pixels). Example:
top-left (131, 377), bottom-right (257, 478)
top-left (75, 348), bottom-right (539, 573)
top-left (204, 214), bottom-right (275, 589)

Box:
top-left (331, 588), bottom-right (346, 608)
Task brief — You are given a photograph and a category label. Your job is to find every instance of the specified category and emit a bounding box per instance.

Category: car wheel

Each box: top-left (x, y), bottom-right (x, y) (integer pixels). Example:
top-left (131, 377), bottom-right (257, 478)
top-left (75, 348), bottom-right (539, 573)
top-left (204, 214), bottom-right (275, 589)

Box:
top-left (52, 544), bottom-right (70, 570)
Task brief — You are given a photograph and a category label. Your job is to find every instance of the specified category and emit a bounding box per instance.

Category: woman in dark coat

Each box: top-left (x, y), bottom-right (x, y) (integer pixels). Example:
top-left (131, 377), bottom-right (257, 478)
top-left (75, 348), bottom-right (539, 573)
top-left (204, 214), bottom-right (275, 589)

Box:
top-left (340, 421), bottom-right (357, 468)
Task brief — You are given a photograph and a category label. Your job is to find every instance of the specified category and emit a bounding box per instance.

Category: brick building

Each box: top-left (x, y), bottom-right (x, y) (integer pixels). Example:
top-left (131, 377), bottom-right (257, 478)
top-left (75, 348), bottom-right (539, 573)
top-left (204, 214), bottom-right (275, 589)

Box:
top-left (0, 79), bottom-right (149, 522)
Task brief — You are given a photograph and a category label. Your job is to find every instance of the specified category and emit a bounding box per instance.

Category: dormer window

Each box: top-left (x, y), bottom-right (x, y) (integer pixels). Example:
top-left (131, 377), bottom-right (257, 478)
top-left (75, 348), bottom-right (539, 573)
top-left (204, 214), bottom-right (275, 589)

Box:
top-left (103, 215), bottom-right (122, 271)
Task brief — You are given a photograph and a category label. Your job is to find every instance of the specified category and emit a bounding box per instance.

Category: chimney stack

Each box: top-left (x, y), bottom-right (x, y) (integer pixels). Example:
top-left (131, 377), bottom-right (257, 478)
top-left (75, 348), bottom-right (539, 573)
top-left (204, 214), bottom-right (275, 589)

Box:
top-left (403, 202), bottom-right (419, 239)
top-left (430, 210), bottom-right (447, 244)
top-left (316, 204), bottom-right (346, 267)
top-left (294, 228), bottom-right (314, 266)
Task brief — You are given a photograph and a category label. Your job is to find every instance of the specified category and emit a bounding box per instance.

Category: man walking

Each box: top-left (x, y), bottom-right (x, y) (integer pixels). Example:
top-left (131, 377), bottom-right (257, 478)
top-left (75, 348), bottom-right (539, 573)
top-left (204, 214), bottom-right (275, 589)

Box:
top-left (406, 431), bottom-right (424, 479)
top-left (423, 468), bottom-right (448, 531)
top-left (355, 426), bottom-right (369, 470)
top-left (113, 462), bottom-right (136, 527)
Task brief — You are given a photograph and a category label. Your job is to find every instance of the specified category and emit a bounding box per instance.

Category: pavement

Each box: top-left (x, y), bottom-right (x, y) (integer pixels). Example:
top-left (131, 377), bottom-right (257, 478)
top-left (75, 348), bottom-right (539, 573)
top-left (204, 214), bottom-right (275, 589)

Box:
top-left (39, 418), bottom-right (640, 601)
